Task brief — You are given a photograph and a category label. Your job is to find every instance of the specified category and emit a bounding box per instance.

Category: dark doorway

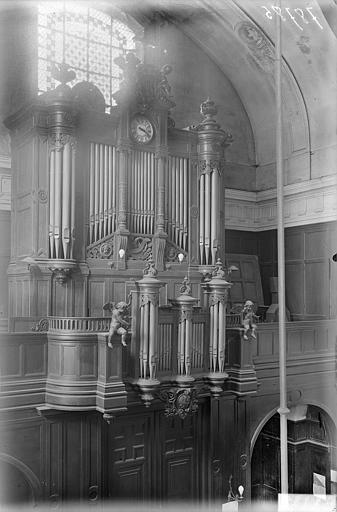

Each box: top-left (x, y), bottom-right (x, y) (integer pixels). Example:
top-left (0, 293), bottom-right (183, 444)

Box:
top-left (251, 405), bottom-right (337, 501)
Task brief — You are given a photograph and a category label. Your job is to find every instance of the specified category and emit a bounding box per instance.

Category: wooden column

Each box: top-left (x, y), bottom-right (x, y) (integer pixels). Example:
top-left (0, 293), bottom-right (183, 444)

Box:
top-left (136, 259), bottom-right (163, 407)
top-left (196, 99), bottom-right (233, 266)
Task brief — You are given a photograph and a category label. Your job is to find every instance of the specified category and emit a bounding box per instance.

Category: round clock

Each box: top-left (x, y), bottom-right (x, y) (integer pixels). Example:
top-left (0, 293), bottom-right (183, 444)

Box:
top-left (130, 115), bottom-right (154, 144)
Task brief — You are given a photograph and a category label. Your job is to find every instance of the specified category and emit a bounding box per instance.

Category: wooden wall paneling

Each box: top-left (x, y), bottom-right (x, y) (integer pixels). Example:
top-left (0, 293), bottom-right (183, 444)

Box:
top-left (108, 414), bottom-right (151, 501)
top-left (87, 414), bottom-right (102, 502)
top-left (53, 280), bottom-right (70, 316)
top-left (16, 202), bottom-right (32, 257)
top-left (73, 277), bottom-right (86, 317)
top-left (1, 339), bottom-right (23, 378)
top-left (285, 262), bottom-right (304, 317)
top-left (285, 229), bottom-right (304, 261)
top-left (159, 411), bottom-right (197, 501)
top-left (329, 258), bottom-right (337, 319)
top-left (111, 281), bottom-right (123, 304)
top-left (227, 254), bottom-right (264, 306)
top-left (63, 417), bottom-right (82, 499)
top-left (304, 259), bottom-right (329, 317)
top-left (23, 338), bottom-right (47, 377)
top-left (88, 280), bottom-right (107, 317)
top-left (305, 226), bottom-right (330, 260)
top-left (37, 136), bottom-right (49, 254)
top-left (37, 279), bottom-right (49, 317)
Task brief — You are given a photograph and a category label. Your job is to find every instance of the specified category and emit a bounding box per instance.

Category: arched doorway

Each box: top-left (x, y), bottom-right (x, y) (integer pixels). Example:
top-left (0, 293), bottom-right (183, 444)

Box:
top-left (0, 454), bottom-right (42, 505)
top-left (251, 405), bottom-right (337, 501)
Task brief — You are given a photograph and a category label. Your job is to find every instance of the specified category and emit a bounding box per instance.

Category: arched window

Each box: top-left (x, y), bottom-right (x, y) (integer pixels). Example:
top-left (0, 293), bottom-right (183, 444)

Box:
top-left (37, 2), bottom-right (141, 111)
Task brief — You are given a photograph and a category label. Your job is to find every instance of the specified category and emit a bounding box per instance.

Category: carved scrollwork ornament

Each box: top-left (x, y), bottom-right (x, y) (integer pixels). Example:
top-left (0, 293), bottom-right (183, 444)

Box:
top-left (128, 236), bottom-right (153, 261)
top-left (160, 388), bottom-right (198, 419)
top-left (32, 318), bottom-right (49, 332)
top-left (86, 236), bottom-right (114, 259)
top-left (38, 189), bottom-right (48, 203)
top-left (240, 453), bottom-right (248, 470)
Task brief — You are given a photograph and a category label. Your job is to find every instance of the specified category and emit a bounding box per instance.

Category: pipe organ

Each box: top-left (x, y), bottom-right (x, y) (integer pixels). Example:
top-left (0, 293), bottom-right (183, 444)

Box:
top-left (5, 55), bottom-right (233, 326)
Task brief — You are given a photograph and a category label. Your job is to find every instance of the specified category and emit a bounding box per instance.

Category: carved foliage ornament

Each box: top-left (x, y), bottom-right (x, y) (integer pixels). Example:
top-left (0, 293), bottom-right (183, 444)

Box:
top-left (128, 236), bottom-right (153, 261)
top-left (140, 293), bottom-right (159, 307)
top-left (161, 388), bottom-right (198, 419)
top-left (165, 242), bottom-right (187, 263)
top-left (49, 133), bottom-right (76, 151)
top-left (32, 318), bottom-right (49, 332)
top-left (209, 292), bottom-right (228, 306)
top-left (198, 159), bottom-right (225, 176)
top-left (178, 309), bottom-right (193, 323)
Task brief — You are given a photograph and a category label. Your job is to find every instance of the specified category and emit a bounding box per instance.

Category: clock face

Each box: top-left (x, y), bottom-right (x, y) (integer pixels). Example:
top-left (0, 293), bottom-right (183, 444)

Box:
top-left (130, 115), bottom-right (154, 144)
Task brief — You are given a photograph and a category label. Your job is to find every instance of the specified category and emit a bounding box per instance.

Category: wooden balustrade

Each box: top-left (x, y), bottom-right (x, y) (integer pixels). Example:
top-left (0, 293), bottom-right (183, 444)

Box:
top-left (48, 316), bottom-right (111, 332)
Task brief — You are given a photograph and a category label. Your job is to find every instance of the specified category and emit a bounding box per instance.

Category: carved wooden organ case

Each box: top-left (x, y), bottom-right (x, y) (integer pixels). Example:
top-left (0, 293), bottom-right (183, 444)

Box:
top-left (5, 53), bottom-right (233, 323)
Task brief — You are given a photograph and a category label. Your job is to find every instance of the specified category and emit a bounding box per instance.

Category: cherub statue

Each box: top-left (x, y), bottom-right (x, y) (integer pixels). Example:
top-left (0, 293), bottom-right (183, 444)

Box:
top-left (103, 300), bottom-right (131, 348)
top-left (242, 300), bottom-right (259, 340)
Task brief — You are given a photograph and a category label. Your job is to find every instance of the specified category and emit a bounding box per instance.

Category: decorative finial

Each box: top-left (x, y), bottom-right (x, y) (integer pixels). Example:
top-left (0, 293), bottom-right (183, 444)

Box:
top-left (179, 276), bottom-right (192, 296)
top-left (51, 62), bottom-right (76, 85)
top-left (200, 97), bottom-right (218, 118)
top-left (212, 258), bottom-right (226, 280)
top-left (143, 257), bottom-right (158, 278)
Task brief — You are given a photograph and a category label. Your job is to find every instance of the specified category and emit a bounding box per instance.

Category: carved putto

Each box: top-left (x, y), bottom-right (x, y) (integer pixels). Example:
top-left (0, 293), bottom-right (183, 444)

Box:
top-left (241, 300), bottom-right (259, 340)
top-left (113, 53), bottom-right (175, 110)
top-left (103, 300), bottom-right (131, 347)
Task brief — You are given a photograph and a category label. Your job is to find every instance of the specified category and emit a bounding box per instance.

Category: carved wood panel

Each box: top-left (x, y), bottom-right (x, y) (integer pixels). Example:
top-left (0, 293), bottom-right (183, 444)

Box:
top-left (108, 414), bottom-right (151, 501)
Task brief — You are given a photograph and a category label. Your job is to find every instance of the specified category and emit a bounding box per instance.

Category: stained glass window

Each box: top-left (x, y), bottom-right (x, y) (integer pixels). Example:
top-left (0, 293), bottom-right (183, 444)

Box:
top-left (37, 2), bottom-right (139, 111)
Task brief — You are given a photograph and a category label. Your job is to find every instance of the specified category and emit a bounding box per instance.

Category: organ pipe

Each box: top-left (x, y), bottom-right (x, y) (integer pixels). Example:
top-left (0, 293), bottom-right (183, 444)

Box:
top-left (62, 142), bottom-right (71, 258)
top-left (49, 150), bottom-right (55, 257)
top-left (88, 143), bottom-right (117, 244)
top-left (48, 134), bottom-right (77, 260)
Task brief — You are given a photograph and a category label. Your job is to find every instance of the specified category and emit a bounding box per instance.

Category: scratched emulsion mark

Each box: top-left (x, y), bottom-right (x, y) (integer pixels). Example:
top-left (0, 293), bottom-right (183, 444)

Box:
top-left (261, 5), bottom-right (324, 30)
top-left (297, 35), bottom-right (311, 54)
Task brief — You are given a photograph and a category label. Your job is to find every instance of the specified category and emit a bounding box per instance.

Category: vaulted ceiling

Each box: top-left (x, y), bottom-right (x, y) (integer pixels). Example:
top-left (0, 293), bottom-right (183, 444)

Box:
top-left (123, 0), bottom-right (337, 173)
